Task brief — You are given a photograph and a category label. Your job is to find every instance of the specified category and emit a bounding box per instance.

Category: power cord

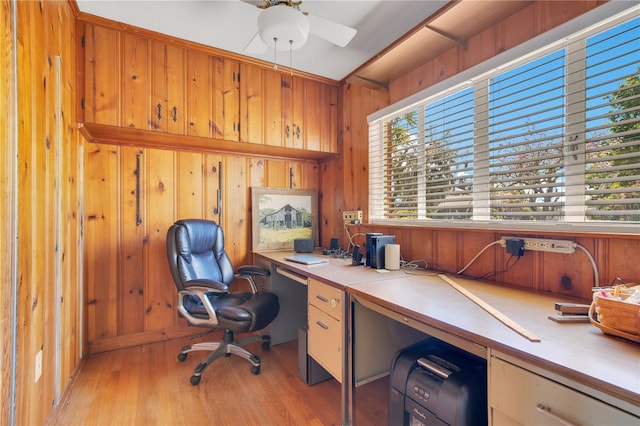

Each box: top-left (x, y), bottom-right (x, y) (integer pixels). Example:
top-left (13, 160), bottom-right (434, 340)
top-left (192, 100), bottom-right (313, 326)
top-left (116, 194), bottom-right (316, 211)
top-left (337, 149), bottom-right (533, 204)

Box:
top-left (456, 240), bottom-right (503, 275)
top-left (465, 254), bottom-right (522, 281)
top-left (343, 222), bottom-right (365, 253)
top-left (575, 243), bottom-right (600, 287)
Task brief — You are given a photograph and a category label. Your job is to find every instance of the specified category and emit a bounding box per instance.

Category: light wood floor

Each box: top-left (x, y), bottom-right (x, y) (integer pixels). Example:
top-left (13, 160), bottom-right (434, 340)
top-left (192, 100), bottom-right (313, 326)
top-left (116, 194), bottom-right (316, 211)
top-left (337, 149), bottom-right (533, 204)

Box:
top-left (51, 333), bottom-right (389, 426)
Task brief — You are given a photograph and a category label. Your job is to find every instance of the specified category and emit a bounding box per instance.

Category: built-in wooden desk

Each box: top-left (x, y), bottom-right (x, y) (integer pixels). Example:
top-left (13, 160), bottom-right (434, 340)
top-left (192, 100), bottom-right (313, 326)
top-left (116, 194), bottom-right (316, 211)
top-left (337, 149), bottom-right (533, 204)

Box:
top-left (348, 274), bottom-right (640, 425)
top-left (254, 252), bottom-right (639, 425)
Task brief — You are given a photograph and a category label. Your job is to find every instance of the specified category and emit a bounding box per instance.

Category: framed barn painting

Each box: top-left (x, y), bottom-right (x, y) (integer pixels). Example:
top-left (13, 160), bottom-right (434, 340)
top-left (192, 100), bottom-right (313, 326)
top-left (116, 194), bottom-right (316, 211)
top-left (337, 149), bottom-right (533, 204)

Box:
top-left (251, 187), bottom-right (318, 252)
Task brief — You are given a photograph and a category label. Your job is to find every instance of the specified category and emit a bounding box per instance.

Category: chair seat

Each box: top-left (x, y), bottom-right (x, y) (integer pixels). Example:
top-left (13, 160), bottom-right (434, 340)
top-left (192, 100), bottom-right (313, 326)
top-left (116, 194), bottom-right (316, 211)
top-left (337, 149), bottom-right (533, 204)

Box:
top-left (185, 291), bottom-right (279, 333)
top-left (184, 292), bottom-right (251, 317)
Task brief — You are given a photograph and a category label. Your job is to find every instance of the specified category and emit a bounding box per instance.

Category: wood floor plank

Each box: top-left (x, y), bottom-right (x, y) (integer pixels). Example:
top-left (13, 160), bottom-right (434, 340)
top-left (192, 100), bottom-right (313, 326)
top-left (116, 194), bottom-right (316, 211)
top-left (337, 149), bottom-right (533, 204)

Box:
top-left (50, 335), bottom-right (389, 426)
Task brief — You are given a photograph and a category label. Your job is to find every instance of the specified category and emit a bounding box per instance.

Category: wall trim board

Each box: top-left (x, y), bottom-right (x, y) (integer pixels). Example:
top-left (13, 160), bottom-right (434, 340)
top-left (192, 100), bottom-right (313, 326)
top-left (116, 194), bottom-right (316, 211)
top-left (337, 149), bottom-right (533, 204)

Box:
top-left (79, 122), bottom-right (335, 163)
top-left (88, 326), bottom-right (215, 354)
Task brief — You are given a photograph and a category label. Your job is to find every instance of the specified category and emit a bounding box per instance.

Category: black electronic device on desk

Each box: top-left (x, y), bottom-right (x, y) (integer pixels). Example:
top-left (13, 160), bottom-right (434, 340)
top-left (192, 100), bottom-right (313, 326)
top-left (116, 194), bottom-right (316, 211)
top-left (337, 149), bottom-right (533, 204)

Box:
top-left (370, 235), bottom-right (395, 269)
top-left (389, 339), bottom-right (487, 426)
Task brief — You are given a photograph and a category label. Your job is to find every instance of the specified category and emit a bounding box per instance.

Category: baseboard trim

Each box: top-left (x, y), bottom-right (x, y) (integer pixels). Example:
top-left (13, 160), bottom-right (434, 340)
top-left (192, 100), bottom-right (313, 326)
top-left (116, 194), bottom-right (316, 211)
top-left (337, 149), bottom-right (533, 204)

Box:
top-left (88, 326), bottom-right (211, 354)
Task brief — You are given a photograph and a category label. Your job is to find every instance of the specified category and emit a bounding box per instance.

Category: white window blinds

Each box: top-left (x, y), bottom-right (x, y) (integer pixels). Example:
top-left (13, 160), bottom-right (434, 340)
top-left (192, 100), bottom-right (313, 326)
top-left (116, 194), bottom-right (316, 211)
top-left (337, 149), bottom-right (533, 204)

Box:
top-left (488, 50), bottom-right (566, 221)
top-left (584, 17), bottom-right (640, 221)
top-left (369, 7), bottom-right (640, 229)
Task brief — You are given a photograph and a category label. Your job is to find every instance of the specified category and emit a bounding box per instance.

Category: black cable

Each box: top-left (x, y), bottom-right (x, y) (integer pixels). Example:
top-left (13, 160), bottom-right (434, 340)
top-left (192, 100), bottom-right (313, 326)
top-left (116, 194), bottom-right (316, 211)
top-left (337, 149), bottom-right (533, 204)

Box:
top-left (462, 254), bottom-right (522, 281)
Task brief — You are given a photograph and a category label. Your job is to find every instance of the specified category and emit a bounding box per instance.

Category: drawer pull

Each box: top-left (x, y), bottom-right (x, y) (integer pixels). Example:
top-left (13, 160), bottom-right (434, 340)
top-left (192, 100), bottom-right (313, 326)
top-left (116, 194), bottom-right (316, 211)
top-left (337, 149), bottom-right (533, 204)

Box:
top-left (316, 295), bottom-right (329, 303)
top-left (315, 320), bottom-right (329, 330)
top-left (535, 404), bottom-right (577, 426)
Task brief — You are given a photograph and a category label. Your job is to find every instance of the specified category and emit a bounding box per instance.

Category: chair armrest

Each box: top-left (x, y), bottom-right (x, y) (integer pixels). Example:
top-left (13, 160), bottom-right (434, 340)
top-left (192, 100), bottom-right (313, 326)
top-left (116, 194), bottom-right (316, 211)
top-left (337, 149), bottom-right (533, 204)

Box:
top-left (184, 279), bottom-right (228, 293)
top-left (177, 286), bottom-right (221, 326)
top-left (236, 265), bottom-right (270, 277)
top-left (235, 264), bottom-right (270, 293)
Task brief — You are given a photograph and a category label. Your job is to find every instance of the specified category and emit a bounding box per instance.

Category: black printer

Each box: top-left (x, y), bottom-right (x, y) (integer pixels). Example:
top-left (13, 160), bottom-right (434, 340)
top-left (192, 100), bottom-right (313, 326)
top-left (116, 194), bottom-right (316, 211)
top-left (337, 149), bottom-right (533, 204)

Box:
top-left (389, 339), bottom-right (487, 426)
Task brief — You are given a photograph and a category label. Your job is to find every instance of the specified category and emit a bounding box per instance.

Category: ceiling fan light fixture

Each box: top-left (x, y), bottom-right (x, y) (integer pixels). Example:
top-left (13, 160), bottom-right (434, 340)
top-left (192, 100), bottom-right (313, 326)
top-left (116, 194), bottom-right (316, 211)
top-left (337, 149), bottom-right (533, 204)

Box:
top-left (257, 5), bottom-right (310, 51)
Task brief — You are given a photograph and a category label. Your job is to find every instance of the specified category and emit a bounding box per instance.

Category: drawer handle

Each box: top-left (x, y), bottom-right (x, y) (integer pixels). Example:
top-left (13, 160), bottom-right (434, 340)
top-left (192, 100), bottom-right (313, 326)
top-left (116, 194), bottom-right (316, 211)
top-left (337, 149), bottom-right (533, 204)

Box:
top-left (315, 295), bottom-right (329, 303)
top-left (535, 404), bottom-right (577, 426)
top-left (315, 320), bottom-right (329, 330)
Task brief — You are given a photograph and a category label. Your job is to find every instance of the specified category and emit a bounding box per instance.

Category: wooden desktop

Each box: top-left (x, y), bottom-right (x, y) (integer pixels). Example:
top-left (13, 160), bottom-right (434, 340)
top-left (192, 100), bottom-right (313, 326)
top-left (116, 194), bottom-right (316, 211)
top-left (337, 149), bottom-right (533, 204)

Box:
top-left (254, 250), bottom-right (639, 425)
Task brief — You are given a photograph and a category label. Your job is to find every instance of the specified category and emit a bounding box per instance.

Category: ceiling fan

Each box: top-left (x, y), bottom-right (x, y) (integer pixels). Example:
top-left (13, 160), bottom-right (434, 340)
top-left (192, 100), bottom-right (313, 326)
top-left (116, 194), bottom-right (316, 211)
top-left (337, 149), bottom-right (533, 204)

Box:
top-left (242, 0), bottom-right (358, 54)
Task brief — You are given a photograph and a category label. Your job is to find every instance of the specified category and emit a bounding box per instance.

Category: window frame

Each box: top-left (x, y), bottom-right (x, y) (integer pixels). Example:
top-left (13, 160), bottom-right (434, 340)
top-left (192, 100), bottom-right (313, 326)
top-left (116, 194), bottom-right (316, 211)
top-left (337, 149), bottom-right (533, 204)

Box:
top-left (368, 3), bottom-right (640, 235)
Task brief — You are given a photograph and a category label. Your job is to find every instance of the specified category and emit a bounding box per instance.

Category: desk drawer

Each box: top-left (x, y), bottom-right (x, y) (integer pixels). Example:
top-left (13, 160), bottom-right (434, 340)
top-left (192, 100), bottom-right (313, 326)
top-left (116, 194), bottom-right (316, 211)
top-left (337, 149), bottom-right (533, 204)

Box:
top-left (490, 357), bottom-right (638, 425)
top-left (308, 304), bottom-right (342, 382)
top-left (308, 278), bottom-right (342, 320)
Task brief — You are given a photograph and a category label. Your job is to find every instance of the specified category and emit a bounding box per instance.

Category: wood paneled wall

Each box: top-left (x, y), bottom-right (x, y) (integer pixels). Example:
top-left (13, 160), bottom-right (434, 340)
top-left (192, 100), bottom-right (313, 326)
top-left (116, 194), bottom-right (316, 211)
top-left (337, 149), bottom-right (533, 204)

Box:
top-left (1, 1), bottom-right (17, 425)
top-left (3, 1), bottom-right (83, 425)
top-left (332, 0), bottom-right (639, 302)
top-left (3, 1), bottom-right (635, 424)
top-left (387, 1), bottom-right (609, 103)
top-left (83, 143), bottom-right (319, 353)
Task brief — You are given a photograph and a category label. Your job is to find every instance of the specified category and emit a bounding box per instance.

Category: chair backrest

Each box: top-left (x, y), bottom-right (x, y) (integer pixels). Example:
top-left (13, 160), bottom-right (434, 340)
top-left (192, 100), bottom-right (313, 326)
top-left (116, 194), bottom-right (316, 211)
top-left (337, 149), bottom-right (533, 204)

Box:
top-left (166, 219), bottom-right (235, 292)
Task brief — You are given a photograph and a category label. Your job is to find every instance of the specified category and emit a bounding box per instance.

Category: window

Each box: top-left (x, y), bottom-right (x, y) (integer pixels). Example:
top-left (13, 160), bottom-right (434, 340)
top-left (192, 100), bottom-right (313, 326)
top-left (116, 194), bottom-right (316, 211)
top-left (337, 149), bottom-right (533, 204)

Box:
top-left (369, 6), bottom-right (640, 231)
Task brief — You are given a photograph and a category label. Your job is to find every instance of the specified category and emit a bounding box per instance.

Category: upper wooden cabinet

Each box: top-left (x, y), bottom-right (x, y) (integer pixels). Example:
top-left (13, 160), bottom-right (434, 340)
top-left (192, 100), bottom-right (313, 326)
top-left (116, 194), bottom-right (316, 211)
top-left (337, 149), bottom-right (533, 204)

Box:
top-left (80, 22), bottom-right (338, 155)
top-left (83, 24), bottom-right (119, 126)
top-left (151, 41), bottom-right (186, 134)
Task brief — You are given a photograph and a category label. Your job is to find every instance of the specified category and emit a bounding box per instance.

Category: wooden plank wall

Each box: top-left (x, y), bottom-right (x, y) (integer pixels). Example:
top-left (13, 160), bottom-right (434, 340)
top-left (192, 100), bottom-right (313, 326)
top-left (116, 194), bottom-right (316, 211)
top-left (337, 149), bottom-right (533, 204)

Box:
top-left (83, 144), bottom-right (319, 353)
top-left (3, 1), bottom-right (83, 425)
top-left (2, 1), bottom-right (634, 424)
top-left (1, 1), bottom-right (17, 425)
top-left (332, 0), bottom-right (639, 302)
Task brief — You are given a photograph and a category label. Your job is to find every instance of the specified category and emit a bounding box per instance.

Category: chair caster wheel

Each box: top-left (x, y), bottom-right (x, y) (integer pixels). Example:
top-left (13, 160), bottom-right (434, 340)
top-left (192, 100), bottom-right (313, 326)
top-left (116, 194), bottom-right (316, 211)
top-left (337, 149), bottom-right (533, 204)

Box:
top-left (178, 353), bottom-right (187, 362)
top-left (190, 375), bottom-right (201, 385)
top-left (262, 341), bottom-right (270, 350)
top-left (251, 365), bottom-right (260, 375)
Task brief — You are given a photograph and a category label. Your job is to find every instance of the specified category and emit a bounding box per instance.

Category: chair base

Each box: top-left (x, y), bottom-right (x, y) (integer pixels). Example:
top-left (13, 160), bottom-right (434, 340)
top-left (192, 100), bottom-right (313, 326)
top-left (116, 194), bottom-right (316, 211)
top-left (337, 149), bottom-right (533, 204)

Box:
top-left (178, 330), bottom-right (271, 385)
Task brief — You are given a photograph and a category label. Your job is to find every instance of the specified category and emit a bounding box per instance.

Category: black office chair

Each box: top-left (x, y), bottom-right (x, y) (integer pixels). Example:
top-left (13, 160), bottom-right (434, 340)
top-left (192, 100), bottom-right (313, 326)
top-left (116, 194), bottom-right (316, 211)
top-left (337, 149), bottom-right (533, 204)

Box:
top-left (166, 219), bottom-right (280, 385)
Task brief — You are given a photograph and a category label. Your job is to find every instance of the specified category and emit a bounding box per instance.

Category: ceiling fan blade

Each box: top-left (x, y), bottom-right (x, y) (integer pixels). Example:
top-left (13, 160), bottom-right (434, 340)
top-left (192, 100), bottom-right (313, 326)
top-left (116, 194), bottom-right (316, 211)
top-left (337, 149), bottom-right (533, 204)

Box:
top-left (244, 31), bottom-right (268, 54)
top-left (308, 13), bottom-right (357, 47)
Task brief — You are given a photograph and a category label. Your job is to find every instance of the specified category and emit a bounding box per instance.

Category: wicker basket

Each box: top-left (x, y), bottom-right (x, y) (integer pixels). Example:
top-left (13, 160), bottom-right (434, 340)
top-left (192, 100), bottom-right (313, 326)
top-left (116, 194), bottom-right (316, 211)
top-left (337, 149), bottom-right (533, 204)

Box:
top-left (589, 286), bottom-right (640, 343)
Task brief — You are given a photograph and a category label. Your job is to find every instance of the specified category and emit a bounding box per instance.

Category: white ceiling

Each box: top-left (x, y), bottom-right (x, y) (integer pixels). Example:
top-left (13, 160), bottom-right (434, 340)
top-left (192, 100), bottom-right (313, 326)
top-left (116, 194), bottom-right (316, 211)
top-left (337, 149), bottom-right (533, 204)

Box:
top-left (76, 0), bottom-right (449, 81)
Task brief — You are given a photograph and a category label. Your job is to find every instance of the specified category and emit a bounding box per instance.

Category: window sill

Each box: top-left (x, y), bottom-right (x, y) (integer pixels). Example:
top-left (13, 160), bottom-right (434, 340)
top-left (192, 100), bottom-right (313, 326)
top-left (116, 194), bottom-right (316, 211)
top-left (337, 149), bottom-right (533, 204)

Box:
top-left (362, 219), bottom-right (640, 238)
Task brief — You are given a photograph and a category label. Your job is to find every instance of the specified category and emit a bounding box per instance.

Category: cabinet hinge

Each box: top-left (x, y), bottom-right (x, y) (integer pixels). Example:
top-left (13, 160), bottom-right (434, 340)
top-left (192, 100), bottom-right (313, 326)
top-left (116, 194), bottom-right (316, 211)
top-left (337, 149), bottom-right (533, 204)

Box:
top-left (81, 36), bottom-right (85, 48)
top-left (81, 98), bottom-right (85, 110)
top-left (237, 72), bottom-right (240, 83)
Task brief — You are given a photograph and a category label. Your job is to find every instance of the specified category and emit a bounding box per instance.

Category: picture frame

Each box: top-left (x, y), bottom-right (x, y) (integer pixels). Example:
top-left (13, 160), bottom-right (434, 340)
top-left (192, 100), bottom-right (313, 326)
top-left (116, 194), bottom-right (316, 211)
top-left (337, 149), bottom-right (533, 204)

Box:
top-left (251, 187), bottom-right (318, 252)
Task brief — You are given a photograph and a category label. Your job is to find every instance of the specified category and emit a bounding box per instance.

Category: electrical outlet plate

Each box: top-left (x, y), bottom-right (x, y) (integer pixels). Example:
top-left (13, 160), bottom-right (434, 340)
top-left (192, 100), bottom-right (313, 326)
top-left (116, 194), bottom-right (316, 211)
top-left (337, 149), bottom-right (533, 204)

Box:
top-left (500, 236), bottom-right (575, 254)
top-left (343, 210), bottom-right (362, 223)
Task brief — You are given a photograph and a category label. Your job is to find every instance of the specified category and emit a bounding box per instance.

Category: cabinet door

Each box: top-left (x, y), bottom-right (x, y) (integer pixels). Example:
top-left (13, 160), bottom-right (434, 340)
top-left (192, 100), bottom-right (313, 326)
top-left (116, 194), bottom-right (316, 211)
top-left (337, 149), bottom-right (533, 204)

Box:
top-left (305, 81), bottom-right (338, 153)
top-left (239, 63), bottom-right (264, 144)
top-left (83, 24), bottom-right (119, 126)
top-left (319, 83), bottom-right (338, 153)
top-left (121, 33), bottom-right (150, 130)
top-left (151, 42), bottom-right (186, 134)
top-left (282, 74), bottom-right (304, 149)
top-left (283, 76), bottom-right (338, 152)
top-left (263, 67), bottom-right (284, 146)
top-left (186, 50), bottom-right (212, 137)
top-left (212, 56), bottom-right (240, 141)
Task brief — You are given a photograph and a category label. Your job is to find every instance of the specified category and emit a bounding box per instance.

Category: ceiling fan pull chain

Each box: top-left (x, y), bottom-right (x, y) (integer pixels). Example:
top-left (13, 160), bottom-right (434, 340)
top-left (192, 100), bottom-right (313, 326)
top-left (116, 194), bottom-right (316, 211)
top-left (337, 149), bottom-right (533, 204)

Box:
top-left (289, 40), bottom-right (293, 76)
top-left (273, 37), bottom-right (278, 70)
